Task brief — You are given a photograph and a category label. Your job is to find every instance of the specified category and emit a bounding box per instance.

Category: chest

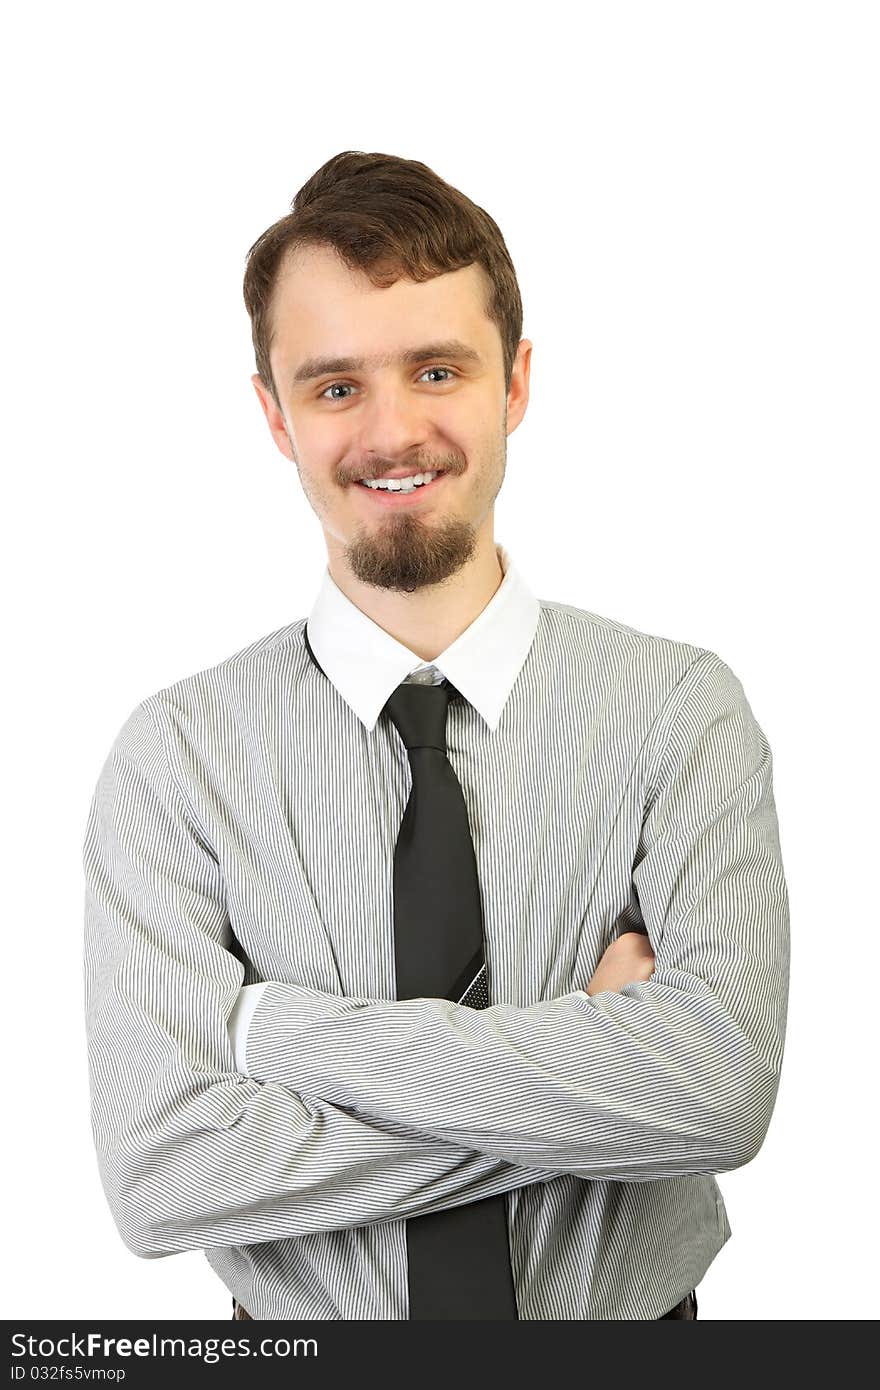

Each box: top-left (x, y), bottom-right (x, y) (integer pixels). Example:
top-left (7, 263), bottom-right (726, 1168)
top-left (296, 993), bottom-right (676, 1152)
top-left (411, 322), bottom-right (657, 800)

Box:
top-left (199, 700), bottom-right (649, 1004)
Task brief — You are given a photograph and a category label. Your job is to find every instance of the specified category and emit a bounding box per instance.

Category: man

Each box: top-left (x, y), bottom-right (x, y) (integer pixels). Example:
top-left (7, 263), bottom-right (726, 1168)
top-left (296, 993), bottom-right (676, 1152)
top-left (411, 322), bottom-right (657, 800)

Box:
top-left (83, 151), bottom-right (789, 1321)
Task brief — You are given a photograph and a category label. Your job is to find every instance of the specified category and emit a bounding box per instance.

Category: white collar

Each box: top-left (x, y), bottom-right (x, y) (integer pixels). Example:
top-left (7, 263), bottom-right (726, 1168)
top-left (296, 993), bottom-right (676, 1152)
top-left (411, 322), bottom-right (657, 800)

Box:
top-left (305, 542), bottom-right (541, 732)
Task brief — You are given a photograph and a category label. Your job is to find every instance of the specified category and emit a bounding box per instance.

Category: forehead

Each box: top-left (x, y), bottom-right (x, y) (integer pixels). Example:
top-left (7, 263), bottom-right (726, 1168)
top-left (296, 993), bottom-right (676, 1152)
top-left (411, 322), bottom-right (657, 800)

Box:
top-left (269, 243), bottom-right (496, 374)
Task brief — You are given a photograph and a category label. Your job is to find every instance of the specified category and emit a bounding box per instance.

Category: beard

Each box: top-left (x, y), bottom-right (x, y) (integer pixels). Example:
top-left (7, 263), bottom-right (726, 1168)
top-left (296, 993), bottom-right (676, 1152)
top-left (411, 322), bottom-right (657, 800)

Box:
top-left (343, 510), bottom-right (480, 594)
top-left (342, 413), bottom-right (508, 593)
top-left (290, 406), bottom-right (508, 594)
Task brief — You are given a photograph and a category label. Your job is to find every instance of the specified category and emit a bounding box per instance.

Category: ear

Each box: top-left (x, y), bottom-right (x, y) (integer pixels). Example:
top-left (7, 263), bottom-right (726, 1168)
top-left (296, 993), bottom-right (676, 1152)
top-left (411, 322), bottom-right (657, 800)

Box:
top-left (251, 374), bottom-right (296, 462)
top-left (506, 338), bottom-right (532, 435)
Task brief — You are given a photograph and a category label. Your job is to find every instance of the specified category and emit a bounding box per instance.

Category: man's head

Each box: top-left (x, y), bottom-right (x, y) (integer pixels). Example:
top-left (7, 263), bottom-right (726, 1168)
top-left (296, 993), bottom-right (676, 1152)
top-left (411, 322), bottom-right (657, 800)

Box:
top-left (243, 152), bottom-right (531, 595)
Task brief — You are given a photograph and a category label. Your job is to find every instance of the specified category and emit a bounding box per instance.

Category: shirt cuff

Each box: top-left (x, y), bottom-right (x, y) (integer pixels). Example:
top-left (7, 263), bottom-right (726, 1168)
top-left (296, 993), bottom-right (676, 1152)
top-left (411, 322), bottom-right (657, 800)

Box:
top-left (228, 982), bottom-right (270, 1073)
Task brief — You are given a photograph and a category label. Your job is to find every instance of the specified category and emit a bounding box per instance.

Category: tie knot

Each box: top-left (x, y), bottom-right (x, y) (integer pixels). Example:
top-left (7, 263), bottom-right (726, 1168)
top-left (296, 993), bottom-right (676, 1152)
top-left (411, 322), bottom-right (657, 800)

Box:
top-left (384, 679), bottom-right (454, 751)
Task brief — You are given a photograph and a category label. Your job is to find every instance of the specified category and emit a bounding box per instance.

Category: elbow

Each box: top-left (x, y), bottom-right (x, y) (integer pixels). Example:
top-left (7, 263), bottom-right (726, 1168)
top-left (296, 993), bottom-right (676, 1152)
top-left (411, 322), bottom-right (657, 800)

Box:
top-left (120, 1225), bottom-right (175, 1261)
top-left (100, 1154), bottom-right (192, 1261)
top-left (711, 1057), bottom-right (782, 1172)
top-left (101, 1193), bottom-right (173, 1260)
top-left (109, 1189), bottom-right (181, 1261)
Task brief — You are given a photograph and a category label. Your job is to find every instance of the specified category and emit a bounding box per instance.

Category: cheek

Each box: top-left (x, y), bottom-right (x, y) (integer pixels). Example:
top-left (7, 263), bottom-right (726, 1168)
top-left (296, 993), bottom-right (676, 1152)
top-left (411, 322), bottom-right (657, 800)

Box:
top-left (295, 414), bottom-right (340, 449)
top-left (435, 414), bottom-right (484, 462)
top-left (291, 418), bottom-right (352, 476)
top-left (438, 397), bottom-right (482, 437)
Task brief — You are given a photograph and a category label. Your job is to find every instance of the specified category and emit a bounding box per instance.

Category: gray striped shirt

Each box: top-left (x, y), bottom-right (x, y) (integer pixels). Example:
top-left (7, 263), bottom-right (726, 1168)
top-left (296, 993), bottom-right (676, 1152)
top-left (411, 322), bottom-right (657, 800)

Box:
top-left (82, 543), bottom-right (790, 1319)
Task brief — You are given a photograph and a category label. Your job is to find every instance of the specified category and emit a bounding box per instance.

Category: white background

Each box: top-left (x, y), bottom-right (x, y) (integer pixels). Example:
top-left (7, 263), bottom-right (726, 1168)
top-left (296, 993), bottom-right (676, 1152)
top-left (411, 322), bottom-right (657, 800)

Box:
top-left (3, 0), bottom-right (876, 1320)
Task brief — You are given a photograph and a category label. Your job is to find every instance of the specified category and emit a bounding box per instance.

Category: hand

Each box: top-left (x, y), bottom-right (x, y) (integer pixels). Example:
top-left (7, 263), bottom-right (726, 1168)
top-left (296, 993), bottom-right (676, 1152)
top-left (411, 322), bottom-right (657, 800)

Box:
top-left (585, 929), bottom-right (656, 997)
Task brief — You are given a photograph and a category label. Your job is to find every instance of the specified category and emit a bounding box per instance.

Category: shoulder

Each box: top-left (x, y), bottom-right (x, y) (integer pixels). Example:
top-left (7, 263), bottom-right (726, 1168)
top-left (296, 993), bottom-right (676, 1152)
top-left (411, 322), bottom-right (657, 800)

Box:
top-left (133, 617), bottom-right (309, 742)
top-left (535, 597), bottom-right (719, 714)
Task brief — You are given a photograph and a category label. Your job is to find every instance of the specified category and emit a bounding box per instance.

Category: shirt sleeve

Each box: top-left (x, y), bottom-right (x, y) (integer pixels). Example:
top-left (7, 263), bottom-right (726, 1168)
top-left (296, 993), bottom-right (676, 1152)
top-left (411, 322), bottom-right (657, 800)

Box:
top-left (82, 698), bottom-right (563, 1259)
top-left (242, 652), bottom-right (790, 1182)
top-left (230, 981), bottom-right (592, 1065)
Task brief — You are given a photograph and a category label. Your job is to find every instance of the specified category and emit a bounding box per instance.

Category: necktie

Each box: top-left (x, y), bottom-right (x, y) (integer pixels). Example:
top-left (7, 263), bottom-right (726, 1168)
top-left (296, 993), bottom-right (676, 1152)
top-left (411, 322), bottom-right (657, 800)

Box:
top-left (382, 676), bottom-right (519, 1320)
top-left (302, 625), bottom-right (518, 1319)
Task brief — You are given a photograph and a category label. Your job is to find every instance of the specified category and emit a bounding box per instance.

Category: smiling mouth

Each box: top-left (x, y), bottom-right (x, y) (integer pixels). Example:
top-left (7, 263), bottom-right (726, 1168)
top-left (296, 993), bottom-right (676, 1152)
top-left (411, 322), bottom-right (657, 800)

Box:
top-left (354, 471), bottom-right (448, 503)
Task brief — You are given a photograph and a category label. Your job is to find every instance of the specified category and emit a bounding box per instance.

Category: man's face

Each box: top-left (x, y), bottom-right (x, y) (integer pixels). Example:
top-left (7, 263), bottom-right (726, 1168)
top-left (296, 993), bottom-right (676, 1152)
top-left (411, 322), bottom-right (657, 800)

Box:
top-left (252, 243), bottom-right (531, 593)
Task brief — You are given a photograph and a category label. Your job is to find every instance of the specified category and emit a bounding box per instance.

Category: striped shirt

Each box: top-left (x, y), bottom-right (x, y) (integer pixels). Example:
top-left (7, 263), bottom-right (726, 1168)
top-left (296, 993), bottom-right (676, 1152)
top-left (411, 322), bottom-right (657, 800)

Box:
top-left (82, 542), bottom-right (790, 1320)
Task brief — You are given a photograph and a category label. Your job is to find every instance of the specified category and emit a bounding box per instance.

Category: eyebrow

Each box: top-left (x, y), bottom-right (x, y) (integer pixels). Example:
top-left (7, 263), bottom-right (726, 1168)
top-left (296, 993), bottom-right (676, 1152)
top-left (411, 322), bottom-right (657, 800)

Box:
top-left (290, 339), bottom-right (484, 387)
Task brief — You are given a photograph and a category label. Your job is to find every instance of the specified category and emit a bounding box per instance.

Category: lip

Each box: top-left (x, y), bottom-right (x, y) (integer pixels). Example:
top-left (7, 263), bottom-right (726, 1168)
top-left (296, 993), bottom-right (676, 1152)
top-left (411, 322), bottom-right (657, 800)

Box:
top-left (352, 472), bottom-right (449, 506)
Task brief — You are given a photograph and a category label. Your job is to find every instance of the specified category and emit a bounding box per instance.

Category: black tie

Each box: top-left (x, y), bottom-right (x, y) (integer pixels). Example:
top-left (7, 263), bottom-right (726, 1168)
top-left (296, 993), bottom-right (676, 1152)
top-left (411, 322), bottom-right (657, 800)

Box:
top-left (382, 676), bottom-right (519, 1320)
top-left (302, 625), bottom-right (518, 1319)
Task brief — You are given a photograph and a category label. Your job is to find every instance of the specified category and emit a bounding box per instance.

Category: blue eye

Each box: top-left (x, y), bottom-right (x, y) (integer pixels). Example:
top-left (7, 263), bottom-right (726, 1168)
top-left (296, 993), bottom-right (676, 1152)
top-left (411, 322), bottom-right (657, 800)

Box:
top-left (319, 366), bottom-right (457, 401)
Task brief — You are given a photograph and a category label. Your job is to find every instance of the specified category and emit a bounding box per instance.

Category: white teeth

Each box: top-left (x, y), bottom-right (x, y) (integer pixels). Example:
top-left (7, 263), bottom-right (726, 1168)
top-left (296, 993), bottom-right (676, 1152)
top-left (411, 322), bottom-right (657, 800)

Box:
top-left (360, 471), bottom-right (438, 492)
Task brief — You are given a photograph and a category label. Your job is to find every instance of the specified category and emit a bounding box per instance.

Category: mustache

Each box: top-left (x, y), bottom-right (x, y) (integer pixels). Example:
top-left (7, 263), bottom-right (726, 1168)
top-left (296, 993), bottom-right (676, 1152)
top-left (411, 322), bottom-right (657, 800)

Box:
top-left (346, 457), bottom-right (461, 484)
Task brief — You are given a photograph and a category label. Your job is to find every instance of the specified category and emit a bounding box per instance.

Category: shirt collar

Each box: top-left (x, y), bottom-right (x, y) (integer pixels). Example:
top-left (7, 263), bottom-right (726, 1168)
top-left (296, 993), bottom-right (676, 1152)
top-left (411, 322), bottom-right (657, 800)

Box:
top-left (304, 542), bottom-right (540, 732)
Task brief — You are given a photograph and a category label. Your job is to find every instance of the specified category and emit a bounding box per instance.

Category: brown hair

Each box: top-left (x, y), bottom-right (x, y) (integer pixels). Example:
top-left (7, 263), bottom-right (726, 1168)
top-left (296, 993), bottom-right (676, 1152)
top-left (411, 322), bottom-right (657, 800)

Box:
top-left (242, 151), bottom-right (523, 409)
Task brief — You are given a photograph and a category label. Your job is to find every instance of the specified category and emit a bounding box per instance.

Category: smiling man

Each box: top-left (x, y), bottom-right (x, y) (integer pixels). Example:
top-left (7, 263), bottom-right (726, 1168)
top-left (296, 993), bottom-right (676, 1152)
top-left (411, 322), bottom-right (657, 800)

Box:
top-left (83, 150), bottom-right (790, 1323)
top-left (251, 240), bottom-right (524, 646)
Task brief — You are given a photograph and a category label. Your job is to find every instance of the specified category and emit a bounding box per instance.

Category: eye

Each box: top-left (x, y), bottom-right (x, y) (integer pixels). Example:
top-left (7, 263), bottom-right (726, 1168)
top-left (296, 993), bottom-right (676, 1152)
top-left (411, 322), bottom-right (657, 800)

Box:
top-left (319, 366), bottom-right (458, 402)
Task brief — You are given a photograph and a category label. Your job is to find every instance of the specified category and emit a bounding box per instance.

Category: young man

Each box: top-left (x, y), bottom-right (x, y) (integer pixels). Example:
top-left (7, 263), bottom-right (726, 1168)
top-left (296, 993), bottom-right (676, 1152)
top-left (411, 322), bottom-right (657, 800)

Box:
top-left (83, 151), bottom-right (789, 1322)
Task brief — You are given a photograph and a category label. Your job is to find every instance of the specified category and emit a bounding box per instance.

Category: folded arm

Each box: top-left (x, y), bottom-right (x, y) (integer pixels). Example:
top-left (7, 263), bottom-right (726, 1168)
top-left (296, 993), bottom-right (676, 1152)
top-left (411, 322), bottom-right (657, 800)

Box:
top-left (240, 653), bottom-right (791, 1182)
top-left (82, 699), bottom-right (559, 1260)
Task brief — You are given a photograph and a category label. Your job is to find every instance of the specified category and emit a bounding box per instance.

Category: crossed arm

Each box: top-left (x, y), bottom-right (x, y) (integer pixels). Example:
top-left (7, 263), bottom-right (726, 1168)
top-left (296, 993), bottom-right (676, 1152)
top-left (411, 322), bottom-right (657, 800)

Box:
top-left (83, 653), bottom-right (789, 1259)
top-left (85, 700), bottom-right (564, 1258)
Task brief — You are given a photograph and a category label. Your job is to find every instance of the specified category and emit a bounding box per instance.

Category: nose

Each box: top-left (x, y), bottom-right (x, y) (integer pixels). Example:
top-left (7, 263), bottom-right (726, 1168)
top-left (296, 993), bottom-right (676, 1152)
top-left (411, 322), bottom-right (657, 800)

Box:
top-left (356, 379), bottom-right (430, 461)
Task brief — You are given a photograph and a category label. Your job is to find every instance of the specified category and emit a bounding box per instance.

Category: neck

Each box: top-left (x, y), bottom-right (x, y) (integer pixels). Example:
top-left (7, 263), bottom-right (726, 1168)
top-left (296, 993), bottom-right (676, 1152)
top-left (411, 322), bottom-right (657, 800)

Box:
top-left (326, 536), bottom-right (505, 663)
